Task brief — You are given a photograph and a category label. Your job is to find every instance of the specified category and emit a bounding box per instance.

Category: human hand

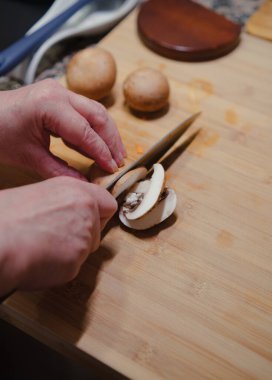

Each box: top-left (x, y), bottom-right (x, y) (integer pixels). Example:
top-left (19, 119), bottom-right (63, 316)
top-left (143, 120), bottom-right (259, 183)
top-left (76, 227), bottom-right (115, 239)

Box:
top-left (0, 176), bottom-right (117, 295)
top-left (0, 79), bottom-right (126, 180)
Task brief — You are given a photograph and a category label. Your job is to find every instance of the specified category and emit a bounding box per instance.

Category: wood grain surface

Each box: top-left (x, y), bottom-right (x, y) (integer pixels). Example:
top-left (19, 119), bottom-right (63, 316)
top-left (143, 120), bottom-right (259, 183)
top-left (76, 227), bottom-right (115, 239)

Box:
top-left (1, 8), bottom-right (272, 380)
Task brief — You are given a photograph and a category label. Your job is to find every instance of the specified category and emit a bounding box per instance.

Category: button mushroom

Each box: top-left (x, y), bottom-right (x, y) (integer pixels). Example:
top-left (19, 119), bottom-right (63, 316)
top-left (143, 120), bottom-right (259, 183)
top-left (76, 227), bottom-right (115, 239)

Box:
top-left (89, 162), bottom-right (177, 231)
top-left (123, 67), bottom-right (170, 112)
top-left (66, 47), bottom-right (117, 100)
top-left (117, 163), bottom-right (177, 230)
top-left (125, 163), bottom-right (165, 220)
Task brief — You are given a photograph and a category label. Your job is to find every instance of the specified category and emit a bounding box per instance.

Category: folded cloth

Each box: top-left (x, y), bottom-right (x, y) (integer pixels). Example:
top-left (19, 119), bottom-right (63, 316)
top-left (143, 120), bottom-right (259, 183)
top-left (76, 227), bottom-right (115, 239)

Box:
top-left (0, 0), bottom-right (138, 86)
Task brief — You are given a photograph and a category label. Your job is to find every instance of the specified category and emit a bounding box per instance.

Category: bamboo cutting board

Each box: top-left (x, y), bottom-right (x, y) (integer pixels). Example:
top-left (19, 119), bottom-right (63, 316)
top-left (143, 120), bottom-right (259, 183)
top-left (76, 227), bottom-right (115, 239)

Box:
top-left (1, 8), bottom-right (272, 380)
top-left (246, 0), bottom-right (272, 41)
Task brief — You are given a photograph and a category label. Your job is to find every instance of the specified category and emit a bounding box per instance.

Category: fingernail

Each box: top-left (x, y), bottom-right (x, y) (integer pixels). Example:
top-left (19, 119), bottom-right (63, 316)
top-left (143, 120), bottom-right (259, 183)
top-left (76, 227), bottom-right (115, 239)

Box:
top-left (122, 146), bottom-right (127, 158)
top-left (117, 152), bottom-right (125, 167)
top-left (110, 159), bottom-right (118, 173)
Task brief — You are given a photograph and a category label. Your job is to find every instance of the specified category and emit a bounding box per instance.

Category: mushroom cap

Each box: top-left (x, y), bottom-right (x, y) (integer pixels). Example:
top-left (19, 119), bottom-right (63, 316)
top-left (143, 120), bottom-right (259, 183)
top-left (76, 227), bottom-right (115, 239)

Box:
top-left (123, 67), bottom-right (170, 112)
top-left (67, 47), bottom-right (117, 100)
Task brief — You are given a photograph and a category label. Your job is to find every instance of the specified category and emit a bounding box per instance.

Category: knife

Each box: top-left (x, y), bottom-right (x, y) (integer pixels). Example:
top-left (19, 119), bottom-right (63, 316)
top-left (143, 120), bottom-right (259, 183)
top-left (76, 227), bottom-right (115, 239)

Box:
top-left (105, 111), bottom-right (201, 192)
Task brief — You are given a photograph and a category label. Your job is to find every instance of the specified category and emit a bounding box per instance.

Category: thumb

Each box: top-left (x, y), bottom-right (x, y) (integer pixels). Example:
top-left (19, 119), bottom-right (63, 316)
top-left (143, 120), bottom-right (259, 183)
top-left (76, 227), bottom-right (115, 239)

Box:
top-left (29, 148), bottom-right (87, 181)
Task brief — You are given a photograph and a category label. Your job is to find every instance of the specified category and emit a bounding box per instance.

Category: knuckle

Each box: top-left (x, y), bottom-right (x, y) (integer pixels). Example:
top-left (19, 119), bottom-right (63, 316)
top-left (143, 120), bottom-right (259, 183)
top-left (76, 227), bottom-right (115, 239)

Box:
top-left (71, 185), bottom-right (97, 212)
top-left (95, 144), bottom-right (110, 161)
top-left (83, 128), bottom-right (110, 159)
top-left (72, 189), bottom-right (90, 209)
top-left (42, 78), bottom-right (62, 92)
top-left (38, 79), bottom-right (60, 98)
top-left (34, 79), bottom-right (64, 109)
top-left (83, 194), bottom-right (97, 212)
top-left (52, 176), bottom-right (89, 204)
top-left (93, 102), bottom-right (108, 126)
top-left (81, 120), bottom-right (94, 143)
top-left (64, 246), bottom-right (87, 281)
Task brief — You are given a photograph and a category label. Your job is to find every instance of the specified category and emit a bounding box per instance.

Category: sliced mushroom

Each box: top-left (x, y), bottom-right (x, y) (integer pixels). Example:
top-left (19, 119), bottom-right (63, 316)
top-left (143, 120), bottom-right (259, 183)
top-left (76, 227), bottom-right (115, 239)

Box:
top-left (128, 179), bottom-right (150, 194)
top-left (126, 163), bottom-right (165, 220)
top-left (88, 163), bottom-right (147, 197)
top-left (89, 161), bottom-right (177, 231)
top-left (111, 167), bottom-right (148, 198)
top-left (119, 188), bottom-right (177, 230)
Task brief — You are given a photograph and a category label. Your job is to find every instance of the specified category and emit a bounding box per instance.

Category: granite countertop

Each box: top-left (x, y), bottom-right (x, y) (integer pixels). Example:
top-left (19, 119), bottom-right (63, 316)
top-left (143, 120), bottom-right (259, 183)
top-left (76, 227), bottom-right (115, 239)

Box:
top-left (197, 0), bottom-right (264, 25)
top-left (0, 0), bottom-right (265, 90)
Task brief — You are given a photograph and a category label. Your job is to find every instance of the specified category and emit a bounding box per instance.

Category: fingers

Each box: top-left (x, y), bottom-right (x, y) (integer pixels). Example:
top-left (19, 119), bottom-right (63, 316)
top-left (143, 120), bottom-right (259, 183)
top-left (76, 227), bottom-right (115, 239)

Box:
top-left (68, 91), bottom-right (127, 165)
top-left (82, 198), bottom-right (101, 255)
top-left (44, 104), bottom-right (119, 174)
top-left (89, 183), bottom-right (118, 219)
top-left (36, 81), bottom-right (126, 174)
top-left (29, 147), bottom-right (87, 180)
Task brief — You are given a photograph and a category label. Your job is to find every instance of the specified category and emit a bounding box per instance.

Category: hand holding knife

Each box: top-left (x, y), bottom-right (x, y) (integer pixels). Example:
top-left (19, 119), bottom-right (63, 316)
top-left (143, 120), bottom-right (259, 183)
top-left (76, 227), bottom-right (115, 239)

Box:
top-left (0, 111), bottom-right (201, 304)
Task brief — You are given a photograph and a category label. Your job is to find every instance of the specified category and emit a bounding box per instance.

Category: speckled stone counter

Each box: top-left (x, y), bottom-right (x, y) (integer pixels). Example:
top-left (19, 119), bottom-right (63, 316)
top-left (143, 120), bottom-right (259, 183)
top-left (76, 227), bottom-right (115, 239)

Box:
top-left (197, 0), bottom-right (264, 25)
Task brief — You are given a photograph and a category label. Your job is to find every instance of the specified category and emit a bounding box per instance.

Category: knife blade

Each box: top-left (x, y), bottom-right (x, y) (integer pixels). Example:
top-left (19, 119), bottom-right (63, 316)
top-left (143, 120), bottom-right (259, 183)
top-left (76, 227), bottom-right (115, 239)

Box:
top-left (106, 111), bottom-right (201, 191)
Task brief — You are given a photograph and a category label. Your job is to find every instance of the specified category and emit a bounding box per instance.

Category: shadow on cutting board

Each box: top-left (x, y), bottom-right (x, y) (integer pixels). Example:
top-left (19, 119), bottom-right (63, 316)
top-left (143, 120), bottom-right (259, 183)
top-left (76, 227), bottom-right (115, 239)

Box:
top-left (0, 318), bottom-right (127, 380)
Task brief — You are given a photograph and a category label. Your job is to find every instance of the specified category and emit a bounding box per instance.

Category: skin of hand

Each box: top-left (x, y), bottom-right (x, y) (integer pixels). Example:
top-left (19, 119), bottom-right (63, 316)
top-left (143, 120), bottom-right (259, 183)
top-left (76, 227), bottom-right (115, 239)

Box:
top-left (0, 79), bottom-right (126, 179)
top-left (0, 176), bottom-right (117, 296)
top-left (0, 79), bottom-right (125, 296)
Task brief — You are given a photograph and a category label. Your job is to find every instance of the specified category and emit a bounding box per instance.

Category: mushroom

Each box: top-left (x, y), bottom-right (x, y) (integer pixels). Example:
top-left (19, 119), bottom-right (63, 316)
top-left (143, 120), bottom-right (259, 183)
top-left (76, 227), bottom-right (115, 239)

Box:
top-left (88, 161), bottom-right (147, 197)
top-left (125, 163), bottom-right (165, 220)
top-left (119, 184), bottom-right (177, 230)
top-left (66, 47), bottom-right (117, 100)
top-left (118, 163), bottom-right (177, 230)
top-left (111, 167), bottom-right (148, 198)
top-left (123, 67), bottom-right (170, 112)
top-left (89, 162), bottom-right (177, 230)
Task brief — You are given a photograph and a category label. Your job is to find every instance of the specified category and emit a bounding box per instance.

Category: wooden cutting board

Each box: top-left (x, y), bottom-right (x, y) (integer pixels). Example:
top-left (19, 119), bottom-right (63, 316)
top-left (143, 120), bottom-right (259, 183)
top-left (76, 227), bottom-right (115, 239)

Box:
top-left (246, 0), bottom-right (272, 41)
top-left (1, 7), bottom-right (272, 380)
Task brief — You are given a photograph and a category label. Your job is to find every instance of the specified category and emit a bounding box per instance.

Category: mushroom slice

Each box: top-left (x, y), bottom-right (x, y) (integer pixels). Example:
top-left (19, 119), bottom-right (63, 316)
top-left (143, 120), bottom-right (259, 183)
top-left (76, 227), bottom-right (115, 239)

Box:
top-left (126, 163), bottom-right (165, 220)
top-left (111, 167), bottom-right (148, 198)
top-left (129, 179), bottom-right (150, 194)
top-left (119, 188), bottom-right (177, 230)
top-left (88, 161), bottom-right (147, 197)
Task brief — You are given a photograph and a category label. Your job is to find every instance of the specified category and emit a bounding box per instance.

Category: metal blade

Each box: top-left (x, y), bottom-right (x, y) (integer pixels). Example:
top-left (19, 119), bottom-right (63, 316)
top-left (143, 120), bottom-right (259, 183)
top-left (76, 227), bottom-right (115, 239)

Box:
top-left (106, 111), bottom-right (201, 190)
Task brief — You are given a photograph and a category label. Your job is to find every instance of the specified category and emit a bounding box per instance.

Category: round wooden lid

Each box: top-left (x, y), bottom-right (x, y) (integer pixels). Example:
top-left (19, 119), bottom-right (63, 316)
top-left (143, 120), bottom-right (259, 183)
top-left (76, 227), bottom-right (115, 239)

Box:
top-left (137, 0), bottom-right (241, 61)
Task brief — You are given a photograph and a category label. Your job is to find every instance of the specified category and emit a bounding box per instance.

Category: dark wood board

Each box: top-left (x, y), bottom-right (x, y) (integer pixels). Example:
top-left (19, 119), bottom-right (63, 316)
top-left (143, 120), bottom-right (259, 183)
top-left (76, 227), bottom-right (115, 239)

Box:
top-left (137, 0), bottom-right (241, 61)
